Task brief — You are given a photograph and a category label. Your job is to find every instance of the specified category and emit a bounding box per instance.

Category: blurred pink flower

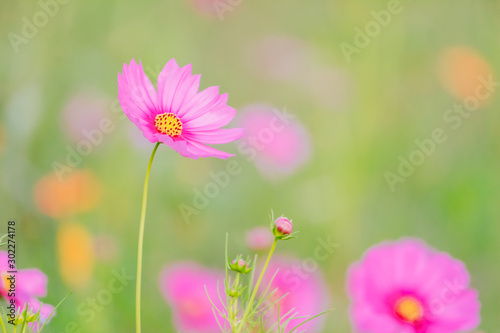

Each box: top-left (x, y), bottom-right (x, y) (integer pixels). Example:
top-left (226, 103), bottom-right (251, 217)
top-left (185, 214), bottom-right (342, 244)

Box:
top-left (61, 92), bottom-right (109, 142)
top-left (239, 104), bottom-right (311, 180)
top-left (246, 227), bottom-right (274, 250)
top-left (347, 239), bottom-right (480, 333)
top-left (159, 262), bottom-right (227, 332)
top-left (188, 0), bottom-right (228, 19)
top-left (118, 59), bottom-right (243, 159)
top-left (260, 256), bottom-right (329, 332)
top-left (0, 251), bottom-right (55, 327)
top-left (26, 299), bottom-right (55, 331)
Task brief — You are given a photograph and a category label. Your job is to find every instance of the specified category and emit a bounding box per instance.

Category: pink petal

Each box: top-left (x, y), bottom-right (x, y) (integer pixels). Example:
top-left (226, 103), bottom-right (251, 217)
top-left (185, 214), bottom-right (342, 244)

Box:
top-left (185, 140), bottom-right (235, 159)
top-left (429, 289), bottom-right (480, 333)
top-left (183, 106), bottom-right (237, 131)
top-left (138, 118), bottom-right (161, 143)
top-left (184, 128), bottom-right (244, 145)
top-left (27, 299), bottom-right (55, 331)
top-left (159, 262), bottom-right (227, 333)
top-left (157, 59), bottom-right (201, 115)
top-left (177, 87), bottom-right (223, 121)
top-left (118, 59), bottom-right (158, 127)
top-left (154, 133), bottom-right (193, 158)
top-left (18, 269), bottom-right (48, 299)
top-left (260, 256), bottom-right (330, 332)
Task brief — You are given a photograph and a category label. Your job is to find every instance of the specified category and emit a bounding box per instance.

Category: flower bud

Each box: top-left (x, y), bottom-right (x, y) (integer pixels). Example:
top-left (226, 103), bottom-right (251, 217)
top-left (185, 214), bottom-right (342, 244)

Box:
top-left (273, 217), bottom-right (293, 237)
top-left (228, 256), bottom-right (254, 274)
top-left (26, 312), bottom-right (39, 322)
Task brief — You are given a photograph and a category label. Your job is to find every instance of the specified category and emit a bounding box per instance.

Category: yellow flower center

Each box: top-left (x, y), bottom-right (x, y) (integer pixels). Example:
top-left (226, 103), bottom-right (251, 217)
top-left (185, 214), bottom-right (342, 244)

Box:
top-left (395, 296), bottom-right (423, 323)
top-left (155, 113), bottom-right (183, 137)
top-left (2, 274), bottom-right (12, 292)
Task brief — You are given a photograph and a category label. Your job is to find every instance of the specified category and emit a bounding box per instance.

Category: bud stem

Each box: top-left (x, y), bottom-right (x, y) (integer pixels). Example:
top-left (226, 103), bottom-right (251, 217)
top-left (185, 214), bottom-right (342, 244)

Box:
top-left (236, 237), bottom-right (278, 333)
top-left (230, 273), bottom-right (240, 325)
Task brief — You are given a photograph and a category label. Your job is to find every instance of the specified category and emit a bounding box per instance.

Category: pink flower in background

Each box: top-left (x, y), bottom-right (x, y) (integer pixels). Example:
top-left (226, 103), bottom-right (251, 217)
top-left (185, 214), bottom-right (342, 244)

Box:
top-left (0, 251), bottom-right (55, 327)
top-left (188, 0), bottom-right (227, 19)
top-left (239, 105), bottom-right (311, 180)
top-left (347, 239), bottom-right (480, 333)
top-left (118, 59), bottom-right (243, 159)
top-left (247, 35), bottom-right (353, 112)
top-left (26, 298), bottom-right (55, 331)
top-left (159, 262), bottom-right (227, 332)
top-left (61, 92), bottom-right (109, 142)
top-left (246, 227), bottom-right (274, 250)
top-left (260, 256), bottom-right (329, 332)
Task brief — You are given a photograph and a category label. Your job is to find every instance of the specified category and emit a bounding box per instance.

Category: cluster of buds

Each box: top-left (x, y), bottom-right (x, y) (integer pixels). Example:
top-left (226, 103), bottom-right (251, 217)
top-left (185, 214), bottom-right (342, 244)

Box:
top-left (228, 255), bottom-right (255, 275)
top-left (11, 307), bottom-right (40, 326)
top-left (227, 255), bottom-right (255, 298)
top-left (271, 216), bottom-right (296, 240)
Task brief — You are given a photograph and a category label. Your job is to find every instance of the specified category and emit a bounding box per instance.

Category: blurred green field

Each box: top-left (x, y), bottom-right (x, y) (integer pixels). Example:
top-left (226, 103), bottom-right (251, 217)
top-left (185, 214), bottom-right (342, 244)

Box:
top-left (1, 0), bottom-right (499, 332)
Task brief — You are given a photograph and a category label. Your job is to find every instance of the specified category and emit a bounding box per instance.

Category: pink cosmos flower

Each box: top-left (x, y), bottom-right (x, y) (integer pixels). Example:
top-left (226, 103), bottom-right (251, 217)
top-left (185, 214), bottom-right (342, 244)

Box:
top-left (260, 256), bottom-right (329, 332)
top-left (246, 227), bottom-right (274, 250)
top-left (118, 59), bottom-right (243, 159)
top-left (0, 251), bottom-right (55, 327)
top-left (159, 262), bottom-right (227, 332)
top-left (347, 239), bottom-right (480, 333)
top-left (238, 104), bottom-right (311, 180)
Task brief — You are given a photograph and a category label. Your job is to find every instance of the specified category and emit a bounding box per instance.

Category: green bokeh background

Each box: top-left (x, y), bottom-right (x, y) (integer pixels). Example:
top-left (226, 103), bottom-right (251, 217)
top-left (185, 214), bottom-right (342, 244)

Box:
top-left (1, 0), bottom-right (499, 332)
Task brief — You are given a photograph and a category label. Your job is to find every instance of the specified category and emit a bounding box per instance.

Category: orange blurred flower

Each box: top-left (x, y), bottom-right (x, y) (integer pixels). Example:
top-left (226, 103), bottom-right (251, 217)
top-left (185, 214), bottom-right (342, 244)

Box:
top-left (438, 46), bottom-right (494, 104)
top-left (57, 222), bottom-right (95, 289)
top-left (34, 169), bottom-right (102, 218)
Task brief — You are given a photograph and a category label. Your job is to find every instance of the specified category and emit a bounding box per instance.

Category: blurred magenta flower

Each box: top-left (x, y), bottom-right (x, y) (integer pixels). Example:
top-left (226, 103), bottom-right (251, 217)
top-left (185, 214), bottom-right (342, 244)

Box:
top-left (118, 59), bottom-right (243, 159)
top-left (347, 239), bottom-right (480, 333)
top-left (239, 104), bottom-right (311, 180)
top-left (260, 256), bottom-right (329, 331)
top-left (61, 92), bottom-right (109, 142)
top-left (0, 251), bottom-right (55, 327)
top-left (159, 262), bottom-right (227, 332)
top-left (246, 227), bottom-right (274, 250)
top-left (188, 0), bottom-right (226, 19)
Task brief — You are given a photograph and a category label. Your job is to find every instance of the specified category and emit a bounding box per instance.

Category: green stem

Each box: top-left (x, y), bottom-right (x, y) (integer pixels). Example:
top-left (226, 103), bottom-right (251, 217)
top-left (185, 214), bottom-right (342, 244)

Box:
top-left (0, 312), bottom-right (6, 333)
top-left (236, 238), bottom-right (278, 333)
top-left (135, 142), bottom-right (160, 333)
top-left (231, 273), bottom-right (240, 321)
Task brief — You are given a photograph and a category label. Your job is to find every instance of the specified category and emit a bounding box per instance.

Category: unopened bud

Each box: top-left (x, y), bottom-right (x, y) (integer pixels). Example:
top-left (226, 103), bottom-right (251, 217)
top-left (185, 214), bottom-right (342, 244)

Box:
top-left (228, 256), bottom-right (254, 274)
top-left (273, 217), bottom-right (293, 237)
